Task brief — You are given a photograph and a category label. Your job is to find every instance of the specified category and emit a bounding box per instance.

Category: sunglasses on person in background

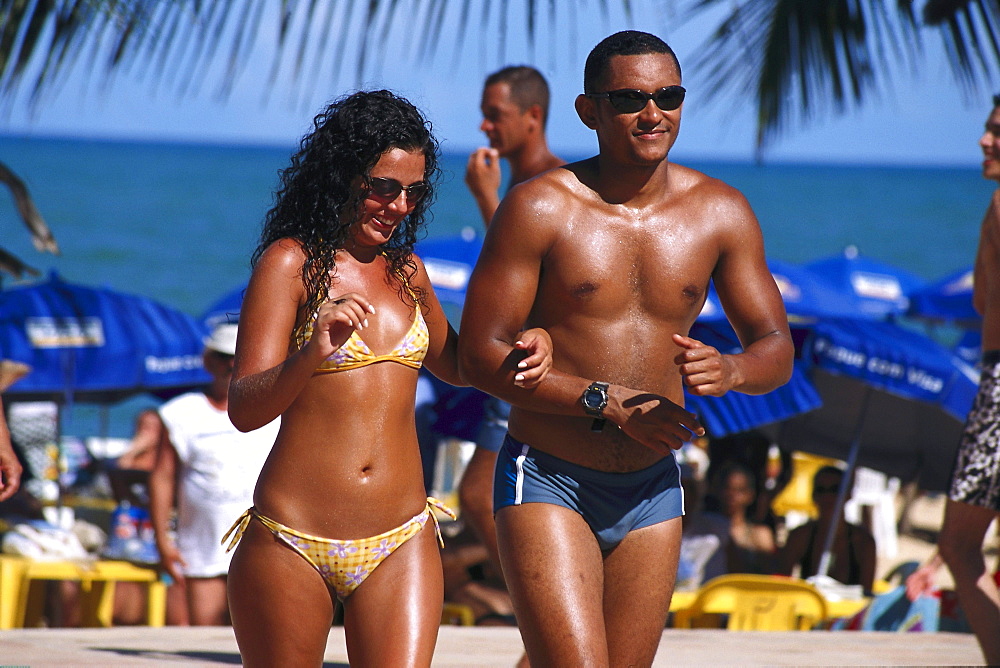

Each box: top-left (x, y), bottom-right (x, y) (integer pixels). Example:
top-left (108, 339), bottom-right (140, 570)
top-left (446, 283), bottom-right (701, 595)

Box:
top-left (365, 176), bottom-right (429, 203)
top-left (585, 86), bottom-right (686, 114)
top-left (813, 484), bottom-right (841, 495)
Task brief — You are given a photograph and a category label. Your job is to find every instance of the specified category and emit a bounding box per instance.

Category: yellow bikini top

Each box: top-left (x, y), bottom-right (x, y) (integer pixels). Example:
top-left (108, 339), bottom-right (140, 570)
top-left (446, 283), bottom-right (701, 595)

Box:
top-left (294, 287), bottom-right (429, 373)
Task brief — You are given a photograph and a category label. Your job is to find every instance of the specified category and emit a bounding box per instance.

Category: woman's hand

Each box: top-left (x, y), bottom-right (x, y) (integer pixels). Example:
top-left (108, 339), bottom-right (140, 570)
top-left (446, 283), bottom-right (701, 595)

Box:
top-left (309, 293), bottom-right (376, 358)
top-left (512, 328), bottom-right (553, 388)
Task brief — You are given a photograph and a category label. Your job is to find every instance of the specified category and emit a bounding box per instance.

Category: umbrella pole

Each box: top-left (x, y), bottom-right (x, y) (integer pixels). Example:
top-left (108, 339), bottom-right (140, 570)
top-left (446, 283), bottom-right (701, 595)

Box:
top-left (817, 385), bottom-right (871, 579)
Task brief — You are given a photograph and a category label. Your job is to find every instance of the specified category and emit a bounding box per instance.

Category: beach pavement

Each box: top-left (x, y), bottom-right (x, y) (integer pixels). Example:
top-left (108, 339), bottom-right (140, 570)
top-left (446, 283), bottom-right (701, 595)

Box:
top-left (0, 625), bottom-right (984, 667)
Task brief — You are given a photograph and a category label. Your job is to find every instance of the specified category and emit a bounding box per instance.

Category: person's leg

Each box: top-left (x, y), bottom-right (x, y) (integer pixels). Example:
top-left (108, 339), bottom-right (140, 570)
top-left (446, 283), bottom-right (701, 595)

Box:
top-left (112, 581), bottom-right (147, 625)
top-left (602, 517), bottom-right (681, 666)
top-left (185, 576), bottom-right (230, 626)
top-left (458, 446), bottom-right (502, 573)
top-left (227, 519), bottom-right (335, 667)
top-left (939, 499), bottom-right (1000, 665)
top-left (166, 578), bottom-right (190, 626)
top-left (496, 503), bottom-right (609, 668)
top-left (341, 523), bottom-right (443, 667)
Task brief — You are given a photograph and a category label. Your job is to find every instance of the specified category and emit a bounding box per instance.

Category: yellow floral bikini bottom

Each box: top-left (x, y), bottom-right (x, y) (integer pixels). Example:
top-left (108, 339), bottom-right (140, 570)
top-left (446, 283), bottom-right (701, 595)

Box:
top-left (222, 498), bottom-right (455, 600)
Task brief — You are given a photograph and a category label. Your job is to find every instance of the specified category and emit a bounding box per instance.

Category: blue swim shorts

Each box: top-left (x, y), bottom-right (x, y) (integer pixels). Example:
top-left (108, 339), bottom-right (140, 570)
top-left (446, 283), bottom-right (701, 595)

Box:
top-left (493, 433), bottom-right (684, 551)
top-left (475, 397), bottom-right (512, 453)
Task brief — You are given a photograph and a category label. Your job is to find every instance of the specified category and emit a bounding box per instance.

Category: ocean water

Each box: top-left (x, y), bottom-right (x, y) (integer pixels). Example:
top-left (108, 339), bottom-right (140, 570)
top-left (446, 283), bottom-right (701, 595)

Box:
top-left (0, 135), bottom-right (992, 437)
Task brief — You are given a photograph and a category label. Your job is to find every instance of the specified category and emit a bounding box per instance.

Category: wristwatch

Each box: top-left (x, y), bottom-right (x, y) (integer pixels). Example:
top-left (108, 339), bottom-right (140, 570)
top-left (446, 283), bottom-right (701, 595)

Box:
top-left (580, 381), bottom-right (610, 432)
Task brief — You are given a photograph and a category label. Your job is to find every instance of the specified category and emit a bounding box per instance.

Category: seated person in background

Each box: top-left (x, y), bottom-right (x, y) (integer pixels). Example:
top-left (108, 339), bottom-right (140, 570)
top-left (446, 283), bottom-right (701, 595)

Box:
top-left (678, 463), bottom-right (730, 590)
top-left (439, 522), bottom-right (517, 626)
top-left (116, 409), bottom-right (162, 472)
top-left (711, 461), bottom-right (776, 574)
top-left (906, 544), bottom-right (1000, 602)
top-left (777, 465), bottom-right (877, 594)
top-left (107, 409), bottom-right (164, 510)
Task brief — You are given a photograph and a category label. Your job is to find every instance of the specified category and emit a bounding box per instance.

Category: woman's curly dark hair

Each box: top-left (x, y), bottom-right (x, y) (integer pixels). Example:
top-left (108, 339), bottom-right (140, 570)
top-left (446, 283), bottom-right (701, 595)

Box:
top-left (253, 89), bottom-right (440, 324)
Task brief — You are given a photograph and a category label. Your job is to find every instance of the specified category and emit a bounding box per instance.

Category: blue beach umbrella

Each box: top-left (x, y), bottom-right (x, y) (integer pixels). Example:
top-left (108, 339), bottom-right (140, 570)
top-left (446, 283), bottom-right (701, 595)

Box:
top-left (770, 318), bottom-right (978, 491)
top-left (202, 284), bottom-right (245, 329)
top-left (907, 267), bottom-right (979, 327)
top-left (768, 259), bottom-right (865, 320)
top-left (202, 229), bottom-right (485, 328)
top-left (768, 317), bottom-right (978, 578)
top-left (415, 228), bottom-right (483, 307)
top-left (684, 320), bottom-right (822, 438)
top-left (698, 258), bottom-right (871, 324)
top-left (0, 272), bottom-right (210, 403)
top-left (805, 246), bottom-right (926, 319)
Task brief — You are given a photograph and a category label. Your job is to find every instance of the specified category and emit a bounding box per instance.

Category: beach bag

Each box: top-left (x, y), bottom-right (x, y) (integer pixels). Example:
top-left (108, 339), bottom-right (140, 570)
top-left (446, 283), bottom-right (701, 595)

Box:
top-left (830, 585), bottom-right (939, 632)
top-left (101, 501), bottom-right (160, 565)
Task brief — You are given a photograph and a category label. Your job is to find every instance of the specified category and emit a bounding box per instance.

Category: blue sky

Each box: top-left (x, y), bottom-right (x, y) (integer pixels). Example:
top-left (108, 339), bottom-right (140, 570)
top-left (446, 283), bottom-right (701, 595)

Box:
top-left (0, 2), bottom-right (991, 166)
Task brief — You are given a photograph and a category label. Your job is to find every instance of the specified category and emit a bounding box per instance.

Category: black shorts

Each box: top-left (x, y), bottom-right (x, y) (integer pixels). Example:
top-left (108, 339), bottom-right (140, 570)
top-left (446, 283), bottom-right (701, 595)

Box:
top-left (948, 350), bottom-right (1000, 511)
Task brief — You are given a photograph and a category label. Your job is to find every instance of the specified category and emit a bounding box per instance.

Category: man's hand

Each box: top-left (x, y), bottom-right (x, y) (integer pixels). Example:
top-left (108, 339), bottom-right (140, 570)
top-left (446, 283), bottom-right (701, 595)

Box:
top-left (672, 333), bottom-right (739, 397)
top-left (610, 389), bottom-right (705, 456)
top-left (465, 148), bottom-right (502, 225)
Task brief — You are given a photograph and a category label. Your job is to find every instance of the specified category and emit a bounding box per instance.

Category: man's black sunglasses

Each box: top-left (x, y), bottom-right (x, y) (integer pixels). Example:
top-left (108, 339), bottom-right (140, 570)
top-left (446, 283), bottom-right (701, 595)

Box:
top-left (365, 176), bottom-right (429, 203)
top-left (585, 86), bottom-right (686, 114)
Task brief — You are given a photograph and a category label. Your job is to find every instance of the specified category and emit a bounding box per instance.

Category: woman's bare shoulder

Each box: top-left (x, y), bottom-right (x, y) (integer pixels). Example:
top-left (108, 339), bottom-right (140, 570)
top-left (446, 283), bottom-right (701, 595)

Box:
top-left (255, 238), bottom-right (307, 276)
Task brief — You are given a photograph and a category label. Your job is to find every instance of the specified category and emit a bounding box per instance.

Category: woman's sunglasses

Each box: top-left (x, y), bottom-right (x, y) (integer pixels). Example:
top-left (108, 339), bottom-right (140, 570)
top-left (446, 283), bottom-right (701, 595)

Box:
top-left (585, 86), bottom-right (686, 114)
top-left (365, 176), bottom-right (429, 203)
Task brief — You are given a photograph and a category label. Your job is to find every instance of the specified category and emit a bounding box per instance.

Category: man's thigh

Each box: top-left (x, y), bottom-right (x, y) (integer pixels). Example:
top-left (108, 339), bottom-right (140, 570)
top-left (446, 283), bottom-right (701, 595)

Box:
top-left (603, 516), bottom-right (682, 667)
top-left (496, 503), bottom-right (609, 667)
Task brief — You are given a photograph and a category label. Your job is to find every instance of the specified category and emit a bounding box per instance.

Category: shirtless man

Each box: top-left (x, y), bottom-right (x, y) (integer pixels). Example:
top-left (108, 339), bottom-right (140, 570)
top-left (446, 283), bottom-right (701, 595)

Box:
top-left (458, 31), bottom-right (793, 666)
top-left (460, 65), bottom-right (565, 583)
top-left (937, 94), bottom-right (1000, 665)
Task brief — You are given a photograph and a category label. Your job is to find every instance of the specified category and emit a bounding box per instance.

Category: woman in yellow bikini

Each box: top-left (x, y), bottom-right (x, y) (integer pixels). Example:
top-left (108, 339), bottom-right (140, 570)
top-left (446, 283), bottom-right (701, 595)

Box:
top-left (224, 90), bottom-right (553, 666)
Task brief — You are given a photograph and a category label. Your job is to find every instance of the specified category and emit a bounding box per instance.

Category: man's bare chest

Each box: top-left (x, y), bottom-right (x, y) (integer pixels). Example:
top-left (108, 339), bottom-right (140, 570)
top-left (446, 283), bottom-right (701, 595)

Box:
top-left (539, 223), bottom-right (717, 319)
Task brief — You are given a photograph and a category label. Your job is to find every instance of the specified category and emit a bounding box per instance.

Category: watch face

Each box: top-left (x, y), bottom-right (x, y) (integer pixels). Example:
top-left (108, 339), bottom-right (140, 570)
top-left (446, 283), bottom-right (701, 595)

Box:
top-left (583, 385), bottom-right (607, 411)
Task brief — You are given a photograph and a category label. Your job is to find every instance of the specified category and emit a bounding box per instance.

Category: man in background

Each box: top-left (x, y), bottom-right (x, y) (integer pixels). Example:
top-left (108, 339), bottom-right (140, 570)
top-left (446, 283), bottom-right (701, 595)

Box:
top-left (459, 65), bottom-right (564, 588)
top-left (934, 93), bottom-right (1000, 665)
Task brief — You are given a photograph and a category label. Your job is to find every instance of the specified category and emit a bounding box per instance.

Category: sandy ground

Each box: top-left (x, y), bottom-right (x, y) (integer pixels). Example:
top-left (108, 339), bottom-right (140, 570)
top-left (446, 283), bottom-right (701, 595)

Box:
top-left (0, 625), bottom-right (985, 667)
top-left (2, 484), bottom-right (994, 666)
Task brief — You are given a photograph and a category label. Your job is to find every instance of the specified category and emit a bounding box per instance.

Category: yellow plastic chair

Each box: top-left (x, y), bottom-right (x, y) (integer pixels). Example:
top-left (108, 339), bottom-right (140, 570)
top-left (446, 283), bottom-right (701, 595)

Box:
top-left (441, 602), bottom-right (476, 626)
top-left (770, 451), bottom-right (842, 522)
top-left (673, 574), bottom-right (828, 631)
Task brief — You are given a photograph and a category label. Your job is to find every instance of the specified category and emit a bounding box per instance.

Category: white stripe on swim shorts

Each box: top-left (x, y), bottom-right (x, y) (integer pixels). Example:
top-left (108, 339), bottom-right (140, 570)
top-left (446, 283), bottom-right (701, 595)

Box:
top-left (674, 454), bottom-right (686, 515)
top-left (514, 443), bottom-right (530, 505)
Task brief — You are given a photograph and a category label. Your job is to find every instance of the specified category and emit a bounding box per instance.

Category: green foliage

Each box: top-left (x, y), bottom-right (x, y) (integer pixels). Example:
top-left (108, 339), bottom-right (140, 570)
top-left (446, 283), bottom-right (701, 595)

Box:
top-left (0, 0), bottom-right (997, 155)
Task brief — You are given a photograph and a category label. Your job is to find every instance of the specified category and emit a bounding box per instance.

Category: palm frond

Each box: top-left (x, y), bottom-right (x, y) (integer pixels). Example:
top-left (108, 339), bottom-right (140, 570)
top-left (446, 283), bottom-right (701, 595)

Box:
top-left (685, 0), bottom-right (937, 158)
top-left (923, 0), bottom-right (1000, 93)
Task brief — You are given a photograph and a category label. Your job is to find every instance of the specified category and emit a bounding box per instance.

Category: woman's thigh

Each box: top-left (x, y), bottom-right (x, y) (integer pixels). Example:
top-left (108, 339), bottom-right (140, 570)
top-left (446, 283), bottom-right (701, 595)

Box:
top-left (341, 523), bottom-right (444, 668)
top-left (227, 520), bottom-right (336, 667)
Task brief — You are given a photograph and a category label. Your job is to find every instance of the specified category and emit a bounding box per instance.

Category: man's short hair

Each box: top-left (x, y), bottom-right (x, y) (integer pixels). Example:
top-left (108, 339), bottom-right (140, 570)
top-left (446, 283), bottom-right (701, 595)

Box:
top-left (993, 93), bottom-right (1000, 108)
top-left (584, 30), bottom-right (681, 94)
top-left (484, 65), bottom-right (551, 126)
